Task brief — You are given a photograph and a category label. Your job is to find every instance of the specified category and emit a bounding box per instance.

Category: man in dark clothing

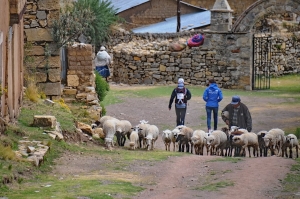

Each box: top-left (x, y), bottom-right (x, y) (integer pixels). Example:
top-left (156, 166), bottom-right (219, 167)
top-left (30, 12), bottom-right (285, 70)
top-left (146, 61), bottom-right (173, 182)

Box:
top-left (221, 95), bottom-right (252, 132)
top-left (169, 78), bottom-right (192, 126)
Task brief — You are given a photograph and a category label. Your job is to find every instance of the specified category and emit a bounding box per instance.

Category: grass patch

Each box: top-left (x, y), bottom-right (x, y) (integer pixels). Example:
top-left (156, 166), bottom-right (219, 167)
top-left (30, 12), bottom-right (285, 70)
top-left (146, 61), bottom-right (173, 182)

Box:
top-left (2, 176), bottom-right (144, 199)
top-left (199, 180), bottom-right (234, 191)
top-left (281, 159), bottom-right (300, 193)
top-left (207, 157), bottom-right (243, 163)
top-left (103, 74), bottom-right (300, 107)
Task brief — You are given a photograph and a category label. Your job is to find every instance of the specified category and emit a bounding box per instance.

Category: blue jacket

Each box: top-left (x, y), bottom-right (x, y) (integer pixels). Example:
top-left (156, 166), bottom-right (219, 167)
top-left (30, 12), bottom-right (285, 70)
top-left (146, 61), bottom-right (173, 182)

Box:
top-left (203, 83), bottom-right (223, 107)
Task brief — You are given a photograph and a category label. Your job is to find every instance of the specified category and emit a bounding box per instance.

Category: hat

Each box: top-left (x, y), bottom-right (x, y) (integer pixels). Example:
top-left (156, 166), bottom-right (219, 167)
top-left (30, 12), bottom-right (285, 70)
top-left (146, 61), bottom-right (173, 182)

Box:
top-left (231, 95), bottom-right (241, 105)
top-left (208, 78), bottom-right (215, 83)
top-left (178, 78), bottom-right (184, 84)
top-left (100, 46), bottom-right (106, 51)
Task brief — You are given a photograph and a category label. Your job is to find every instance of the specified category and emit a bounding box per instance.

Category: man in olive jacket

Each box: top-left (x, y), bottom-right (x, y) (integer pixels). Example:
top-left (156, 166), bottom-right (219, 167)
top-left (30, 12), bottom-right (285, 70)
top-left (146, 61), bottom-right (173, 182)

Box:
top-left (221, 95), bottom-right (252, 132)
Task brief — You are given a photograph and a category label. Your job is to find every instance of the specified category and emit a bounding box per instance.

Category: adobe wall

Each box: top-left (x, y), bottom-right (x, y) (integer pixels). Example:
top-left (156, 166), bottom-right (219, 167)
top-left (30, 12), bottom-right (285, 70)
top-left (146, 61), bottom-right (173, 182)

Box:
top-left (0, 0), bottom-right (26, 123)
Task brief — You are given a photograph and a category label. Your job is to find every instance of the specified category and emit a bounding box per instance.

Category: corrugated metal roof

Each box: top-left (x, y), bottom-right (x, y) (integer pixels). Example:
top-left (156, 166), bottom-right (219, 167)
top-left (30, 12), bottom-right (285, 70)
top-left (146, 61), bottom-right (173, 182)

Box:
top-left (108, 0), bottom-right (150, 14)
top-left (132, 11), bottom-right (210, 33)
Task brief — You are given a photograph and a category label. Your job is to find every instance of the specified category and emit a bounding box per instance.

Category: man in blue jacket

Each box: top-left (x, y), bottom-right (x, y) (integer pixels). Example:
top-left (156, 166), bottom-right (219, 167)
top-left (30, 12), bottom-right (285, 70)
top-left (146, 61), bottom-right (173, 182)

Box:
top-left (203, 78), bottom-right (223, 132)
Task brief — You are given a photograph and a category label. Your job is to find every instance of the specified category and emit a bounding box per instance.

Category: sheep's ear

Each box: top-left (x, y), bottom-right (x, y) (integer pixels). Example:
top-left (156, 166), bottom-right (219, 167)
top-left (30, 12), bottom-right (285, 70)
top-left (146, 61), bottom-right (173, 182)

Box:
top-left (204, 137), bottom-right (207, 140)
top-left (261, 133), bottom-right (265, 137)
top-left (291, 138), bottom-right (295, 140)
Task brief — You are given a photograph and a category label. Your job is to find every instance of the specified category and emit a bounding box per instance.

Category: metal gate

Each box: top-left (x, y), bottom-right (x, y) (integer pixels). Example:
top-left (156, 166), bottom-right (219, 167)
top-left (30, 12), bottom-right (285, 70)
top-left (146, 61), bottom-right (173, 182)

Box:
top-left (252, 33), bottom-right (272, 90)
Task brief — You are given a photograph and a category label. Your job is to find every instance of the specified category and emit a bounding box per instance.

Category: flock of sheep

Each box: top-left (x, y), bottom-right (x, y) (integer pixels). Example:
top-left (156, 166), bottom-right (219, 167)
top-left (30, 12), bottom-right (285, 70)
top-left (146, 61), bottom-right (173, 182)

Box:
top-left (95, 115), bottom-right (299, 159)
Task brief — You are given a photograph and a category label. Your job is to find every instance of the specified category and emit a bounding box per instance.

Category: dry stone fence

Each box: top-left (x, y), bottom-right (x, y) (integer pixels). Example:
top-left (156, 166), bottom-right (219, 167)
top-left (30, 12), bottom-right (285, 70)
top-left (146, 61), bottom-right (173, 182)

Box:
top-left (107, 0), bottom-right (300, 90)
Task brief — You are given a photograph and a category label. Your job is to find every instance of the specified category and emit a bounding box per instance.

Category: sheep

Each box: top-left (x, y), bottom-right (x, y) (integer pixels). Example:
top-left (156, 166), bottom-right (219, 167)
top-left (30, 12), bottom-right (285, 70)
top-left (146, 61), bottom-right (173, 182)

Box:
top-left (115, 120), bottom-right (132, 146)
top-left (232, 132), bottom-right (259, 157)
top-left (129, 128), bottom-right (139, 150)
top-left (257, 130), bottom-right (269, 157)
top-left (228, 127), bottom-right (249, 157)
top-left (145, 125), bottom-right (159, 151)
top-left (103, 119), bottom-right (118, 150)
top-left (162, 129), bottom-right (172, 151)
top-left (191, 130), bottom-right (206, 155)
top-left (282, 134), bottom-right (299, 159)
top-left (138, 123), bottom-right (151, 148)
top-left (99, 115), bottom-right (116, 128)
top-left (176, 126), bottom-right (193, 153)
top-left (204, 130), bottom-right (227, 156)
top-left (263, 128), bottom-right (285, 156)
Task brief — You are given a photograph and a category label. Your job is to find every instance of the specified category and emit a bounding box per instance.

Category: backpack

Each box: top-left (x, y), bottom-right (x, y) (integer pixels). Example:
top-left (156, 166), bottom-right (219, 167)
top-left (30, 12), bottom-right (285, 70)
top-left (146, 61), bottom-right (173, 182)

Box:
top-left (175, 87), bottom-right (187, 104)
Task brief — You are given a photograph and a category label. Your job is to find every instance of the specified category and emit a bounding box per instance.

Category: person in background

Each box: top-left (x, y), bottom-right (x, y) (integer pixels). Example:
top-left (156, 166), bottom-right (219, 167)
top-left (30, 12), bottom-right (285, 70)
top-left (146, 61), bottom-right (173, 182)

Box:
top-left (168, 78), bottom-right (192, 126)
top-left (203, 78), bottom-right (223, 133)
top-left (95, 46), bottom-right (112, 81)
top-left (221, 95), bottom-right (252, 132)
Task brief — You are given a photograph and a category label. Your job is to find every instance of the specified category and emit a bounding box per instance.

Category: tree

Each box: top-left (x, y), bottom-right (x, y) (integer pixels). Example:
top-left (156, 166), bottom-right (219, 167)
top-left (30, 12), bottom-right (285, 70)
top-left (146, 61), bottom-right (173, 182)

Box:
top-left (52, 0), bottom-right (119, 47)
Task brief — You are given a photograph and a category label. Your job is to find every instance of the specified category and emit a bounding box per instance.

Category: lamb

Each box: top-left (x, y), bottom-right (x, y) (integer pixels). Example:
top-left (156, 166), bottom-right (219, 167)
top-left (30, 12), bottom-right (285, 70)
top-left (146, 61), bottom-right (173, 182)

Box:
top-left (145, 125), bottom-right (159, 151)
top-left (138, 122), bottom-right (151, 148)
top-left (191, 130), bottom-right (206, 155)
top-left (99, 115), bottom-right (116, 128)
top-left (176, 126), bottom-right (193, 153)
top-left (115, 120), bottom-right (132, 146)
top-left (129, 128), bottom-right (139, 150)
top-left (282, 134), bottom-right (299, 158)
top-left (228, 127), bottom-right (249, 157)
top-left (162, 129), bottom-right (172, 151)
top-left (103, 119), bottom-right (118, 150)
top-left (204, 130), bottom-right (227, 156)
top-left (232, 132), bottom-right (259, 157)
top-left (263, 128), bottom-right (285, 156)
top-left (257, 130), bottom-right (269, 157)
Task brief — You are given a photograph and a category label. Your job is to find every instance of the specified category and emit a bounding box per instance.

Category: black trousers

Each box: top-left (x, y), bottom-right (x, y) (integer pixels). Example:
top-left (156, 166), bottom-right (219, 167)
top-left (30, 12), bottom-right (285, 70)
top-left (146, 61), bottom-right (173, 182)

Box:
top-left (175, 107), bottom-right (187, 126)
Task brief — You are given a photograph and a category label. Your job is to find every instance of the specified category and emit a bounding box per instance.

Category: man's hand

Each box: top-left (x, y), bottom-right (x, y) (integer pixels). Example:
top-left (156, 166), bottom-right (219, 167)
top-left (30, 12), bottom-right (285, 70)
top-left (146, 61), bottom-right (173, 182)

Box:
top-left (225, 120), bottom-right (229, 125)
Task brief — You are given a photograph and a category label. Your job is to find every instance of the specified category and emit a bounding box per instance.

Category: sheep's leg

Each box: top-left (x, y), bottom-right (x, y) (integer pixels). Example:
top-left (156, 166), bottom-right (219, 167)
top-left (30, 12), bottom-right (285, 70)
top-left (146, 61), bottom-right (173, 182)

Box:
top-left (289, 146), bottom-right (293, 158)
top-left (247, 147), bottom-right (251, 158)
top-left (296, 145), bottom-right (299, 158)
top-left (185, 143), bottom-right (189, 153)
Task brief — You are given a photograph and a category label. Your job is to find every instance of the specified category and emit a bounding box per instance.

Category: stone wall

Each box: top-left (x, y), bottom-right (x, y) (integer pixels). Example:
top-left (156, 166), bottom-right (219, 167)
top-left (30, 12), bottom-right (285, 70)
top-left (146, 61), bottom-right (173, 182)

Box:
top-left (109, 29), bottom-right (300, 90)
top-left (64, 44), bottom-right (102, 120)
top-left (24, 0), bottom-right (61, 99)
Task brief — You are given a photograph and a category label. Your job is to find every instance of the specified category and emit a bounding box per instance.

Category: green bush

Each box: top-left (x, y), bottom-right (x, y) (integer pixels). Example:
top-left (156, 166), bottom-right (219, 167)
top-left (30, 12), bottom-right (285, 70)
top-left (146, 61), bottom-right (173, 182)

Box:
top-left (95, 72), bottom-right (109, 101)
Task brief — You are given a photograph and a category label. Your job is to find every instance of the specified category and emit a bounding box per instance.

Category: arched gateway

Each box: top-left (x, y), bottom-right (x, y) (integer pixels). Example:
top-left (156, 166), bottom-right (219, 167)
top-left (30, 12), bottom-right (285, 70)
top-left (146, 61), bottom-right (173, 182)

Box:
top-left (232, 0), bottom-right (300, 89)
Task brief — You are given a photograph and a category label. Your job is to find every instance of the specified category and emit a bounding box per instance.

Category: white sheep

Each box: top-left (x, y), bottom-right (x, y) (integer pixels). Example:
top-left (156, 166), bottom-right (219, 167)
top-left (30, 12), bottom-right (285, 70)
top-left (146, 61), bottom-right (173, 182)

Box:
top-left (129, 130), bottom-right (139, 150)
top-left (282, 134), bottom-right (299, 158)
top-left (232, 132), bottom-right (259, 157)
top-left (204, 130), bottom-right (227, 156)
top-left (103, 119), bottom-right (118, 150)
top-left (162, 129), bottom-right (172, 151)
top-left (99, 115), bottom-right (116, 128)
top-left (115, 120), bottom-right (132, 146)
top-left (191, 130), bottom-right (206, 155)
top-left (145, 125), bottom-right (159, 151)
top-left (264, 128), bottom-right (285, 156)
top-left (138, 123), bottom-right (151, 148)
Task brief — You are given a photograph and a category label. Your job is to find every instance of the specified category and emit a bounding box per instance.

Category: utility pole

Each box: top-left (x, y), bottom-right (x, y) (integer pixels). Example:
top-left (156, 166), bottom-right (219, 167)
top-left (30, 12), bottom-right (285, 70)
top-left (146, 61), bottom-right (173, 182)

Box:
top-left (177, 0), bottom-right (181, 32)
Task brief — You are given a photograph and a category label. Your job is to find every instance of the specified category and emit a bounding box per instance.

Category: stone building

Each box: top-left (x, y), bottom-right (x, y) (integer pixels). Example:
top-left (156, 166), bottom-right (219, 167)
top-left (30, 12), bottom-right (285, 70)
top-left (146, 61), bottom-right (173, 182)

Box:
top-left (23, 0), bottom-right (61, 99)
